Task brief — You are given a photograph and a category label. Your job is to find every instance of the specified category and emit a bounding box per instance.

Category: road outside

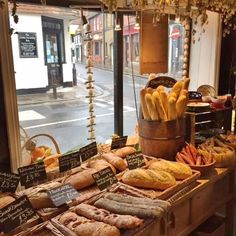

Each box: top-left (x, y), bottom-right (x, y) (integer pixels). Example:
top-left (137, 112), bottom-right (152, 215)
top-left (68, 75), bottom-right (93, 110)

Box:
top-left (18, 63), bottom-right (147, 153)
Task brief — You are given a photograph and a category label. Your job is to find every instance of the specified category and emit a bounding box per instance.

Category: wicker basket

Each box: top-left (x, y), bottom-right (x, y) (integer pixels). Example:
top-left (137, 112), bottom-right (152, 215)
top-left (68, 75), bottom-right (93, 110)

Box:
top-left (21, 134), bottom-right (69, 181)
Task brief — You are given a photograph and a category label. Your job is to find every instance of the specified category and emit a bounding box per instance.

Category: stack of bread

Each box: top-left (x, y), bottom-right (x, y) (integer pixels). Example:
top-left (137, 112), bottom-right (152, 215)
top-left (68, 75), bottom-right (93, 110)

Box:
top-left (140, 78), bottom-right (190, 121)
top-left (121, 159), bottom-right (192, 190)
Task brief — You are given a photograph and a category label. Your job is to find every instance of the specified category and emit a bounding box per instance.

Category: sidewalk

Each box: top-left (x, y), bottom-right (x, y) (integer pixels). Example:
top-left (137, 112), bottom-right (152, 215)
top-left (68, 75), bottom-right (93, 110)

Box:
top-left (17, 78), bottom-right (104, 106)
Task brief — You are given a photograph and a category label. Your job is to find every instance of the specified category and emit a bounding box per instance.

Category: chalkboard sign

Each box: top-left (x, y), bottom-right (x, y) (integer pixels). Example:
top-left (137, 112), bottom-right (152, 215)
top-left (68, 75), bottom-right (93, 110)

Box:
top-left (0, 171), bottom-right (20, 193)
top-left (18, 32), bottom-right (38, 58)
top-left (47, 184), bottom-right (79, 207)
top-left (92, 167), bottom-right (118, 191)
top-left (59, 151), bottom-right (81, 173)
top-left (126, 152), bottom-right (145, 170)
top-left (147, 76), bottom-right (177, 89)
top-left (80, 142), bottom-right (98, 162)
top-left (0, 195), bottom-right (35, 233)
top-left (111, 136), bottom-right (128, 150)
top-left (18, 163), bottom-right (47, 188)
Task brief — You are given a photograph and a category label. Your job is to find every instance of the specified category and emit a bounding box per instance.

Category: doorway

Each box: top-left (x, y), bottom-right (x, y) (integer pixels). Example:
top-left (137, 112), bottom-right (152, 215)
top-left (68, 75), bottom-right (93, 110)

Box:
top-left (42, 16), bottom-right (65, 88)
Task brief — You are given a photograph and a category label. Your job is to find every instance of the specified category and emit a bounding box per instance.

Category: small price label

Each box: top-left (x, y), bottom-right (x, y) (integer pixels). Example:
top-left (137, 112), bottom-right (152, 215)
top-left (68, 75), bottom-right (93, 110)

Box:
top-left (0, 171), bottom-right (20, 193)
top-left (80, 142), bottom-right (98, 162)
top-left (92, 167), bottom-right (118, 191)
top-left (18, 163), bottom-right (47, 188)
top-left (0, 195), bottom-right (36, 233)
top-left (111, 136), bottom-right (128, 150)
top-left (126, 152), bottom-right (145, 170)
top-left (47, 184), bottom-right (79, 207)
top-left (59, 151), bottom-right (81, 173)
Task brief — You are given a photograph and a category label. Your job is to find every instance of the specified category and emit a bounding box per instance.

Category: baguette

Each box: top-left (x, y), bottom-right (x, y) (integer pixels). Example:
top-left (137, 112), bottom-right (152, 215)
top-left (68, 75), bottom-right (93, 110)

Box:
top-left (94, 198), bottom-right (165, 218)
top-left (156, 85), bottom-right (165, 93)
top-left (102, 153), bottom-right (127, 171)
top-left (152, 91), bottom-right (167, 121)
top-left (160, 90), bottom-right (168, 116)
top-left (183, 77), bottom-right (190, 90)
top-left (88, 159), bottom-right (116, 174)
top-left (140, 89), bottom-right (151, 120)
top-left (176, 95), bottom-right (187, 117)
top-left (121, 168), bottom-right (176, 190)
top-left (115, 146), bottom-right (136, 158)
top-left (167, 96), bottom-right (177, 121)
top-left (75, 203), bottom-right (143, 229)
top-left (145, 93), bottom-right (159, 120)
top-left (170, 81), bottom-right (183, 98)
top-left (148, 159), bottom-right (192, 180)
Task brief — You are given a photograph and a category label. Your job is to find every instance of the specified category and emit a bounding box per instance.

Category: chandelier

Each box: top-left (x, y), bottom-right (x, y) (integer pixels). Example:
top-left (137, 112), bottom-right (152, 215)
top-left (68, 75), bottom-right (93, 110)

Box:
top-left (99, 0), bottom-right (236, 36)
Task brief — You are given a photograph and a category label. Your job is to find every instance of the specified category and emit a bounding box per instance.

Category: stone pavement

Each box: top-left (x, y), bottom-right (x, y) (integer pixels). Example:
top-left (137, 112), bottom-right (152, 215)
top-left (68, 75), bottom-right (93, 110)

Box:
top-left (17, 78), bottom-right (104, 106)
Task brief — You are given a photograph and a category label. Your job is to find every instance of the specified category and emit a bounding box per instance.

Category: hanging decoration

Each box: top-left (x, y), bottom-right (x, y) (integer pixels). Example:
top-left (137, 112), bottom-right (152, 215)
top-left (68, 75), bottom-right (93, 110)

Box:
top-left (82, 16), bottom-right (96, 142)
top-left (99, 0), bottom-right (236, 37)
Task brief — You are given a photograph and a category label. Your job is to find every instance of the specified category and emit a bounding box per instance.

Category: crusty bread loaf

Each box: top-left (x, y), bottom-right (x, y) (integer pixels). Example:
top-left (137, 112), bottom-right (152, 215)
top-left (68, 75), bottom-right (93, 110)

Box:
top-left (121, 168), bottom-right (176, 190)
top-left (145, 93), bottom-right (159, 120)
top-left (102, 153), bottom-right (127, 171)
top-left (140, 89), bottom-right (151, 120)
top-left (115, 147), bottom-right (136, 158)
top-left (176, 95), bottom-right (187, 117)
top-left (183, 77), bottom-right (190, 90)
top-left (148, 159), bottom-right (192, 180)
top-left (63, 168), bottom-right (97, 190)
top-left (88, 159), bottom-right (116, 174)
top-left (170, 81), bottom-right (183, 98)
top-left (152, 91), bottom-right (167, 121)
top-left (167, 96), bottom-right (177, 121)
top-left (0, 195), bottom-right (15, 209)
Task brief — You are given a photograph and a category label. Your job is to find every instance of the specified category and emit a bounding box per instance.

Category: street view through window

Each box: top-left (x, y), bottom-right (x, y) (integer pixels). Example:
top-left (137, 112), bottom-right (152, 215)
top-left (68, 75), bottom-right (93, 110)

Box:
top-left (11, 5), bottom-right (185, 161)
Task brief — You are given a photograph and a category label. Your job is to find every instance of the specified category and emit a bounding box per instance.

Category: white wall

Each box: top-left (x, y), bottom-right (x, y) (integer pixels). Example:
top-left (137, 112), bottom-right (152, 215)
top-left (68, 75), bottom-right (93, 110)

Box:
top-left (189, 11), bottom-right (222, 92)
top-left (62, 19), bottom-right (72, 82)
top-left (11, 14), bottom-right (48, 89)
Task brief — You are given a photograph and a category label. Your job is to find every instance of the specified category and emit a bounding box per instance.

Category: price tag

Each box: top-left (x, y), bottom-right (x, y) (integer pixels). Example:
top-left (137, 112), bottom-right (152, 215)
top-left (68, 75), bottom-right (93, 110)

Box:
top-left (111, 136), bottom-right (128, 150)
top-left (0, 171), bottom-right (20, 193)
top-left (47, 184), bottom-right (79, 207)
top-left (126, 152), bottom-right (145, 170)
top-left (0, 195), bottom-right (35, 233)
top-left (92, 167), bottom-right (118, 191)
top-left (80, 142), bottom-right (98, 162)
top-left (18, 163), bottom-right (47, 188)
top-left (59, 151), bottom-right (81, 173)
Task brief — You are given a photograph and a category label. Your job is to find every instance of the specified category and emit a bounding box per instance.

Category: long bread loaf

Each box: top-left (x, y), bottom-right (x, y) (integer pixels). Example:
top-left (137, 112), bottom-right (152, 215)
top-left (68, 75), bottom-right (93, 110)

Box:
top-left (140, 89), bottom-right (151, 120)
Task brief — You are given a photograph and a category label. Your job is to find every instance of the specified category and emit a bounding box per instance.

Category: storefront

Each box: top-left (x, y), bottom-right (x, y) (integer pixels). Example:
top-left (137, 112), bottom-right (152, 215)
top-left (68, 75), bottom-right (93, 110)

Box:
top-left (0, 0), bottom-right (236, 235)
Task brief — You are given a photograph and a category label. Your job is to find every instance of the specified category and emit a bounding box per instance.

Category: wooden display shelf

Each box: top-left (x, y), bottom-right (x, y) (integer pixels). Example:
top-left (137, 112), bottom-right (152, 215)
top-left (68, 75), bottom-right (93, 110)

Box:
top-left (185, 107), bottom-right (233, 145)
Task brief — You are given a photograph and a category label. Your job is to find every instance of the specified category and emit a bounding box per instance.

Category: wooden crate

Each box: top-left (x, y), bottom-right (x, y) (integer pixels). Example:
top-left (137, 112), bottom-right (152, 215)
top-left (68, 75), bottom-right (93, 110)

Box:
top-left (185, 107), bottom-right (232, 146)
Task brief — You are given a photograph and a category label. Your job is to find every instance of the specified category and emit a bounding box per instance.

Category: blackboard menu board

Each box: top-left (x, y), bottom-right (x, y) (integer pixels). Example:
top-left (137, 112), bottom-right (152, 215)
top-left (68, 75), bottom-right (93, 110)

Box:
top-left (92, 167), bottom-right (118, 191)
top-left (80, 142), bottom-right (98, 162)
top-left (126, 152), bottom-right (145, 170)
top-left (47, 184), bottom-right (79, 207)
top-left (18, 162), bottom-right (47, 188)
top-left (0, 171), bottom-right (20, 193)
top-left (18, 32), bottom-right (38, 58)
top-left (0, 196), bottom-right (35, 233)
top-left (111, 136), bottom-right (128, 150)
top-left (59, 151), bottom-right (81, 173)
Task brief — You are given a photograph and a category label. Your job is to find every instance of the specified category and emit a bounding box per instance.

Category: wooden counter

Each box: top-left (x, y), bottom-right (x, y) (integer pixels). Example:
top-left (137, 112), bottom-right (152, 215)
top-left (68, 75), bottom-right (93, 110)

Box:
top-left (135, 168), bottom-right (235, 236)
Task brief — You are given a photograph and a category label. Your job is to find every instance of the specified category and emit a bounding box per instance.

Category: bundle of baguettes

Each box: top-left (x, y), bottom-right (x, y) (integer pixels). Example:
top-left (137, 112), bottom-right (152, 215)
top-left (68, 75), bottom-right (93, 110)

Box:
top-left (140, 77), bottom-right (190, 121)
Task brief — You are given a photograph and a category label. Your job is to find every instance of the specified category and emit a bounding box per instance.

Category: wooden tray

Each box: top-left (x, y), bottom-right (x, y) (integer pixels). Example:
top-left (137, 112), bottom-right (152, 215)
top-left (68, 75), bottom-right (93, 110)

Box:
top-left (15, 222), bottom-right (64, 236)
top-left (116, 170), bottom-right (200, 200)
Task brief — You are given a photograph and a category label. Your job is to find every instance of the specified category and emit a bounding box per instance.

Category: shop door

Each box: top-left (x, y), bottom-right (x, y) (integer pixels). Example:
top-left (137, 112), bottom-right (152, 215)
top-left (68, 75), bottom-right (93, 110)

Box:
top-left (45, 32), bottom-right (63, 87)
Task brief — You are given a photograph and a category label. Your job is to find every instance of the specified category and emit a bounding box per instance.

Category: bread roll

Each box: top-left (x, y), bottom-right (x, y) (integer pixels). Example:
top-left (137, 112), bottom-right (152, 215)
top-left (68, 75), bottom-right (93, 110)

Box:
top-left (115, 147), bottom-right (136, 158)
top-left (88, 159), bottom-right (116, 174)
top-left (102, 153), bottom-right (127, 171)
top-left (140, 89), bottom-right (151, 120)
top-left (0, 195), bottom-right (15, 209)
top-left (63, 168), bottom-right (97, 190)
top-left (148, 159), bottom-right (192, 180)
top-left (145, 93), bottom-right (159, 120)
top-left (152, 91), bottom-right (167, 121)
top-left (121, 168), bottom-right (176, 190)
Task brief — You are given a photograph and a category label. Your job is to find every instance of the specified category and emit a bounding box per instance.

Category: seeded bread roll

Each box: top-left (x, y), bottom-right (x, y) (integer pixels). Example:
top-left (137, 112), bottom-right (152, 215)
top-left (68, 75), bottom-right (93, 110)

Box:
top-left (121, 168), bottom-right (176, 190)
top-left (148, 159), bottom-right (192, 180)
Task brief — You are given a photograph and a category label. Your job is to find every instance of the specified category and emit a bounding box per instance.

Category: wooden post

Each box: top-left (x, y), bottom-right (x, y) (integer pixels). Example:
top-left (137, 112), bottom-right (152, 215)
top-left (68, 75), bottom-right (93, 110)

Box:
top-left (113, 11), bottom-right (123, 136)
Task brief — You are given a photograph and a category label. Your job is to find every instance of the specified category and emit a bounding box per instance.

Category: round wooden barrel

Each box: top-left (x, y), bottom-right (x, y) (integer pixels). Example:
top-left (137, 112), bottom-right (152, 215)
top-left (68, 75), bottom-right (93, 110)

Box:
top-left (139, 118), bottom-right (186, 160)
